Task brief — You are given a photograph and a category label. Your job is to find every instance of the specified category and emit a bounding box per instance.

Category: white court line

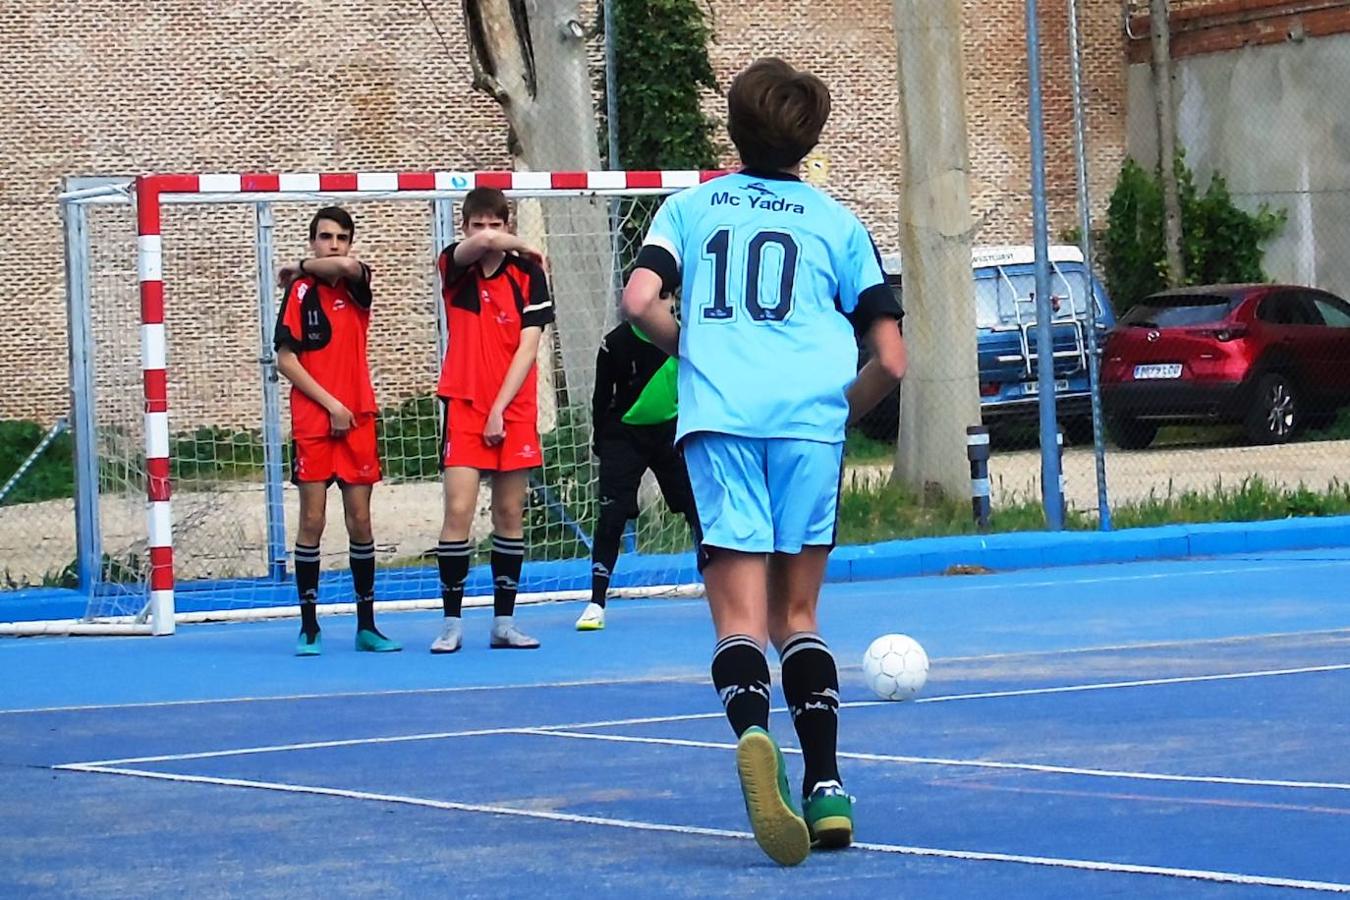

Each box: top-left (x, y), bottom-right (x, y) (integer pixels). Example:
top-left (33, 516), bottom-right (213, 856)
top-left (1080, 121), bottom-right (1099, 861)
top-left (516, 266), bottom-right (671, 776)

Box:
top-left (904, 661), bottom-right (1350, 705)
top-left (7, 618), bottom-right (1350, 717)
top-left (63, 661), bottom-right (1350, 768)
top-left (533, 661), bottom-right (1350, 732)
top-left (888, 558), bottom-right (1350, 594)
top-left (529, 729), bottom-right (1350, 794)
top-left (54, 764), bottom-right (1350, 894)
top-left (0, 672), bottom-right (708, 717)
top-left (937, 626), bottom-right (1350, 665)
top-left (72, 725), bottom-right (530, 767)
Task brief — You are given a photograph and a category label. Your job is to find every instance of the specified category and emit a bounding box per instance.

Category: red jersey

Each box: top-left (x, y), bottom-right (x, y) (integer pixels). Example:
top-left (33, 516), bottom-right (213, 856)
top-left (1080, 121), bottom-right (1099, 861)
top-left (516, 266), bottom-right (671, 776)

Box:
top-left (436, 245), bottom-right (556, 424)
top-left (274, 266), bottom-right (378, 437)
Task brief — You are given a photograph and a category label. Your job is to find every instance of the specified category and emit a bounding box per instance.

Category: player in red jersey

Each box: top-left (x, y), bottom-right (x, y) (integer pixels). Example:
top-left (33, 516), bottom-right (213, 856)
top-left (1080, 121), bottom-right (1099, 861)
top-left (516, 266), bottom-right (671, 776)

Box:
top-left (274, 206), bottom-right (401, 656)
top-left (429, 187), bottom-right (555, 653)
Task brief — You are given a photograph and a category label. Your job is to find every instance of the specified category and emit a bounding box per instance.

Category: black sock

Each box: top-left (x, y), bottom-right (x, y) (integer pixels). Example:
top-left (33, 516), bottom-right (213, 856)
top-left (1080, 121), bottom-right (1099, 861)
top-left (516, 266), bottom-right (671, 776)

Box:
top-left (294, 542), bottom-right (321, 637)
top-left (780, 632), bottom-right (841, 797)
top-left (437, 539), bottom-right (472, 618)
top-left (711, 635), bottom-right (771, 737)
top-left (491, 534), bottom-right (525, 617)
top-left (590, 509), bottom-right (625, 608)
top-left (350, 540), bottom-right (377, 631)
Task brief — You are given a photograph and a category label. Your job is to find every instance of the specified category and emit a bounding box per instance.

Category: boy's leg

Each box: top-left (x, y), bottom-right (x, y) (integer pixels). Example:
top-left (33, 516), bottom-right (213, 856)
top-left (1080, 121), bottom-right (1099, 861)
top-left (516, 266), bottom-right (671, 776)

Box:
top-left (766, 438), bottom-right (851, 847)
top-left (684, 432), bottom-right (809, 866)
top-left (705, 553), bottom-right (771, 730)
top-left (294, 480), bottom-right (328, 654)
top-left (769, 549), bottom-right (850, 847)
top-left (431, 465), bottom-right (480, 653)
top-left (340, 482), bottom-right (400, 652)
top-left (487, 469), bottom-right (537, 648)
top-left (579, 432), bottom-right (644, 630)
top-left (768, 548), bottom-right (836, 796)
top-left (649, 429), bottom-right (699, 541)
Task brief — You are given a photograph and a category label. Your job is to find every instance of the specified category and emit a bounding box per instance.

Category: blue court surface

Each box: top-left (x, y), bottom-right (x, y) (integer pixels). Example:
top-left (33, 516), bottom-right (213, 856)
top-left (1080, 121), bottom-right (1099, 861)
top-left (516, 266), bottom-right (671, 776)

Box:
top-left (3, 547), bottom-right (1350, 898)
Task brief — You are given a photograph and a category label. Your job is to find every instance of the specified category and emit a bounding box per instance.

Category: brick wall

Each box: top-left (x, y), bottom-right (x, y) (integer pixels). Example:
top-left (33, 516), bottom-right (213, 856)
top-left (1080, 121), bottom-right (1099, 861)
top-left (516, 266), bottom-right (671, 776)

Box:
top-left (1, 0), bottom-right (1127, 427)
top-left (1127, 0), bottom-right (1350, 62)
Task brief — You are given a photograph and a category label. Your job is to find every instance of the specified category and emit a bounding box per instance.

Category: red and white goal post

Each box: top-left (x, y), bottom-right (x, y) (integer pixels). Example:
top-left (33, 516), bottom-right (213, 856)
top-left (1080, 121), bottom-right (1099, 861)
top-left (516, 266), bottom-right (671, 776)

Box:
top-left (14, 170), bottom-right (725, 636)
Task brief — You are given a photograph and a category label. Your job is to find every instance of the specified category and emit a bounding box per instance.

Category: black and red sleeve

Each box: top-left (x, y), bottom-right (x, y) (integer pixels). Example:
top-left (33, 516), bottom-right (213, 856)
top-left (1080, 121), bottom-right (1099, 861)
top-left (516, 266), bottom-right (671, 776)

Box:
top-left (521, 260), bottom-right (556, 330)
top-left (274, 278), bottom-right (305, 352)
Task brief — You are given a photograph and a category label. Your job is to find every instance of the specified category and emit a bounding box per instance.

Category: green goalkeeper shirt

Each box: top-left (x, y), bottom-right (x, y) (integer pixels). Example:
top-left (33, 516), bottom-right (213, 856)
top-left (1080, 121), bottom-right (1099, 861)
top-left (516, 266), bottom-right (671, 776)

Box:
top-left (591, 321), bottom-right (679, 439)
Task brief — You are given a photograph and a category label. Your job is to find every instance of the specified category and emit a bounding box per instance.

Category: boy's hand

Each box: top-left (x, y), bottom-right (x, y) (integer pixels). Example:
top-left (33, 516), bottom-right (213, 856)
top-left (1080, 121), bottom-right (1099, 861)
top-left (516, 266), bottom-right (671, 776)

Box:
top-left (278, 262), bottom-right (302, 286)
top-left (483, 408), bottom-right (506, 446)
top-left (515, 243), bottom-right (546, 270)
top-left (328, 403), bottom-right (356, 436)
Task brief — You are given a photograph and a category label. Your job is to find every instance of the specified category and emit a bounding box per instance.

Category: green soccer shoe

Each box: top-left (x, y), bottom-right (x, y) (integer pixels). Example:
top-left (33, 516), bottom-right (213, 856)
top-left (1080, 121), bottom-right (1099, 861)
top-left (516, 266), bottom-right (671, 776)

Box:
top-left (735, 726), bottom-right (811, 866)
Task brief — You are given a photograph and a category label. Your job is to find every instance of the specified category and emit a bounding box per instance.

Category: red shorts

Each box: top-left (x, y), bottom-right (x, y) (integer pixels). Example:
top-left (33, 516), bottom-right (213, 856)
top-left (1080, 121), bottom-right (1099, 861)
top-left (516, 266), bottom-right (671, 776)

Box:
top-left (291, 416), bottom-right (382, 485)
top-left (440, 398), bottom-right (542, 472)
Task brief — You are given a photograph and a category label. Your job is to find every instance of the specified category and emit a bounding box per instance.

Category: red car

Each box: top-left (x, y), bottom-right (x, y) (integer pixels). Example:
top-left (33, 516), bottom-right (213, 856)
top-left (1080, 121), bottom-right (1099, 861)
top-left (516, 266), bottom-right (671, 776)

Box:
top-left (1101, 284), bottom-right (1350, 448)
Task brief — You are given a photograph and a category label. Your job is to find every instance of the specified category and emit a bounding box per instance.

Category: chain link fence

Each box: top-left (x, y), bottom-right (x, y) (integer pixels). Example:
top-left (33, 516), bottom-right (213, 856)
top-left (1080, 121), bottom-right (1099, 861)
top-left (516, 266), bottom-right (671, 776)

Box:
top-left (5, 2), bottom-right (1350, 617)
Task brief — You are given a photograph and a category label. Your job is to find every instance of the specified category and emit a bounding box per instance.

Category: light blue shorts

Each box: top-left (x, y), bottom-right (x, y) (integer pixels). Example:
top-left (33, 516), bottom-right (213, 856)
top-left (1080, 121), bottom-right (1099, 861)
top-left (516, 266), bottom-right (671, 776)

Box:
top-left (682, 432), bottom-right (844, 555)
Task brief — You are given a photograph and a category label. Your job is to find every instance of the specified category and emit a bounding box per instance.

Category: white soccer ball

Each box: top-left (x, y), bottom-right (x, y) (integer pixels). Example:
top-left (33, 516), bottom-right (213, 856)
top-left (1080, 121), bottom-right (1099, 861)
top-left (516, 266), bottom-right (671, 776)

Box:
top-left (862, 633), bottom-right (929, 701)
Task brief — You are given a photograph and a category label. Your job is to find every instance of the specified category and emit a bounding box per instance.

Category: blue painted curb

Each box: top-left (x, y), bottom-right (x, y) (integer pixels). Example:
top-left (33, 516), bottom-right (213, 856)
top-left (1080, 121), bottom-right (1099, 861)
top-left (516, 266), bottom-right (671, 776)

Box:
top-left (834, 515), bottom-right (1350, 580)
top-left (4, 515), bottom-right (1349, 624)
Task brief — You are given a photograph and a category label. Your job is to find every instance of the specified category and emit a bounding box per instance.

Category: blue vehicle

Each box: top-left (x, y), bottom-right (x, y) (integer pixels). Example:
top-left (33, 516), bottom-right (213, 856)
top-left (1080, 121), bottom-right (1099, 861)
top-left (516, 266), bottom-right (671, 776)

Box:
top-left (857, 245), bottom-right (1116, 443)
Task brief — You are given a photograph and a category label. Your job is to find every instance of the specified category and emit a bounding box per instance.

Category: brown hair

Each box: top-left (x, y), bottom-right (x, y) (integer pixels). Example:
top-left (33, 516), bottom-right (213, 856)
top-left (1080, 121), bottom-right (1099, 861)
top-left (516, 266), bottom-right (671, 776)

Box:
top-left (308, 206), bottom-right (355, 239)
top-left (461, 187), bottom-right (510, 224)
top-left (726, 58), bottom-right (831, 171)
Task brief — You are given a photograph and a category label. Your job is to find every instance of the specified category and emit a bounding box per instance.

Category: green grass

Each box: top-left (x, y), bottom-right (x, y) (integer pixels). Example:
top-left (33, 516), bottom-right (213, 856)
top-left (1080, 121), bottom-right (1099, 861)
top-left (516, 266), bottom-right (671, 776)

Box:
top-left (843, 428), bottom-right (895, 464)
top-left (0, 420), bottom-right (75, 504)
top-left (9, 402), bottom-right (1350, 559)
top-left (1302, 408), bottom-right (1350, 442)
top-left (834, 471), bottom-right (1350, 544)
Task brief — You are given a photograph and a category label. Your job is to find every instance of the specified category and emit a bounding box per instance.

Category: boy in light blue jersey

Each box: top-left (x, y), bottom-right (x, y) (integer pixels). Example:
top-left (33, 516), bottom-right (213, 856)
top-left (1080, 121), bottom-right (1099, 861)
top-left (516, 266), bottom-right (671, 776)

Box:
top-left (622, 58), bottom-right (907, 866)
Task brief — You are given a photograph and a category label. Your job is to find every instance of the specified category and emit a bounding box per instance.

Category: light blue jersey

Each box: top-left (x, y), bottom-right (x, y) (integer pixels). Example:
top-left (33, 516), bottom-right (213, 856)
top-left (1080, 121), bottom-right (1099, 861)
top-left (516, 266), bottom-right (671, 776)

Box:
top-left (641, 171), bottom-right (894, 444)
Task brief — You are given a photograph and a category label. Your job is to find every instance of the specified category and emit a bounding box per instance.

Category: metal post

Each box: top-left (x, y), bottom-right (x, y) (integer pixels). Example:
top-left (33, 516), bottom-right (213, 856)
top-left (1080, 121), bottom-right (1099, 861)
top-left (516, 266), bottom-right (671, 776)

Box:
top-left (429, 202), bottom-right (456, 445)
top-left (603, 0), bottom-right (621, 169)
top-left (431, 199), bottom-right (455, 368)
top-left (61, 196), bottom-right (104, 596)
top-left (1066, 0), bottom-right (1112, 531)
top-left (1055, 426), bottom-right (1068, 524)
top-left (1025, 0), bottom-right (1065, 530)
top-left (966, 425), bottom-right (991, 532)
top-left (0, 418), bottom-right (68, 505)
top-left (601, 0), bottom-right (625, 321)
top-left (255, 203), bottom-right (288, 581)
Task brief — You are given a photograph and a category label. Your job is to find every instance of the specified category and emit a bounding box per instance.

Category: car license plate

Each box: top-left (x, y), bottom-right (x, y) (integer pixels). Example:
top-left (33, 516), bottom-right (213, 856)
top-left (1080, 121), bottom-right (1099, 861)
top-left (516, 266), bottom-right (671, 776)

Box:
top-left (1021, 379), bottom-right (1070, 396)
top-left (1134, 363), bottom-right (1182, 380)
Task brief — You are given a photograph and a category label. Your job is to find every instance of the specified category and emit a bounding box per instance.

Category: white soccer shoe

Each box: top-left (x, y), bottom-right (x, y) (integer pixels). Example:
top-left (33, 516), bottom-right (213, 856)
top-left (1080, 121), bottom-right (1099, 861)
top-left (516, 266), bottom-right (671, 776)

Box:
top-left (430, 617), bottom-right (463, 654)
top-left (490, 617), bottom-right (540, 649)
top-left (574, 602), bottom-right (606, 632)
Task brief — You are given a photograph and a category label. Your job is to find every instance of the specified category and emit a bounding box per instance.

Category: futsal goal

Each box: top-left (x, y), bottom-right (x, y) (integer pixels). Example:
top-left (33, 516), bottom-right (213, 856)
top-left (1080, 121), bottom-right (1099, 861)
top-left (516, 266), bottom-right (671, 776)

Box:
top-left (21, 170), bottom-right (721, 635)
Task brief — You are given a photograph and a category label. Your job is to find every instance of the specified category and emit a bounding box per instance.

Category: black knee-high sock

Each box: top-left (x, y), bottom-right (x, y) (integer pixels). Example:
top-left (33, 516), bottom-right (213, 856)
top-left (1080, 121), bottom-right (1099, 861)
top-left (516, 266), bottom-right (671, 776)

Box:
top-left (590, 505), bottom-right (626, 607)
top-left (779, 632), bottom-right (841, 797)
top-left (711, 635), bottom-right (771, 737)
top-left (437, 539), bottom-right (472, 618)
top-left (294, 543), bottom-right (321, 636)
top-left (350, 540), bottom-right (377, 631)
top-left (491, 534), bottom-right (525, 617)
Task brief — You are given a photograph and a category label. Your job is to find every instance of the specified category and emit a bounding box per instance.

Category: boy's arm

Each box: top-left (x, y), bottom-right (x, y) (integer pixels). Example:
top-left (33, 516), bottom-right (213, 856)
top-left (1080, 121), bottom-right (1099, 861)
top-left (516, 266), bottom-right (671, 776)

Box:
top-left (621, 269), bottom-right (679, 356)
top-left (278, 256), bottom-right (367, 290)
top-left (591, 334), bottom-right (617, 451)
top-left (621, 193), bottom-right (684, 356)
top-left (453, 231), bottom-right (545, 268)
top-left (276, 348), bottom-right (356, 435)
top-left (847, 319), bottom-right (907, 425)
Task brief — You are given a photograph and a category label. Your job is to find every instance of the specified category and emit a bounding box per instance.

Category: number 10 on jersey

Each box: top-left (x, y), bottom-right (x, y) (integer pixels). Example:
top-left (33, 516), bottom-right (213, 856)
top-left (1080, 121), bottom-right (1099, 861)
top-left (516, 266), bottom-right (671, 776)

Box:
top-left (701, 228), bottom-right (800, 323)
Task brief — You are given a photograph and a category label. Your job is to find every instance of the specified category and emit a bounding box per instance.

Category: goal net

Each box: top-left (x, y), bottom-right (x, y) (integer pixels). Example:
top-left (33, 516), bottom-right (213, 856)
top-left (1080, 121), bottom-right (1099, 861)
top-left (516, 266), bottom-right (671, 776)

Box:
top-left (38, 171), bottom-right (716, 635)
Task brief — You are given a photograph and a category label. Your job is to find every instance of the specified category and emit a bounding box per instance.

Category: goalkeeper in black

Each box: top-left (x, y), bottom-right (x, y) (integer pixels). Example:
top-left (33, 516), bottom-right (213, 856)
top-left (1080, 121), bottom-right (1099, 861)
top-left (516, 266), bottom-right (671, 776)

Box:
top-left (577, 311), bottom-right (697, 631)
